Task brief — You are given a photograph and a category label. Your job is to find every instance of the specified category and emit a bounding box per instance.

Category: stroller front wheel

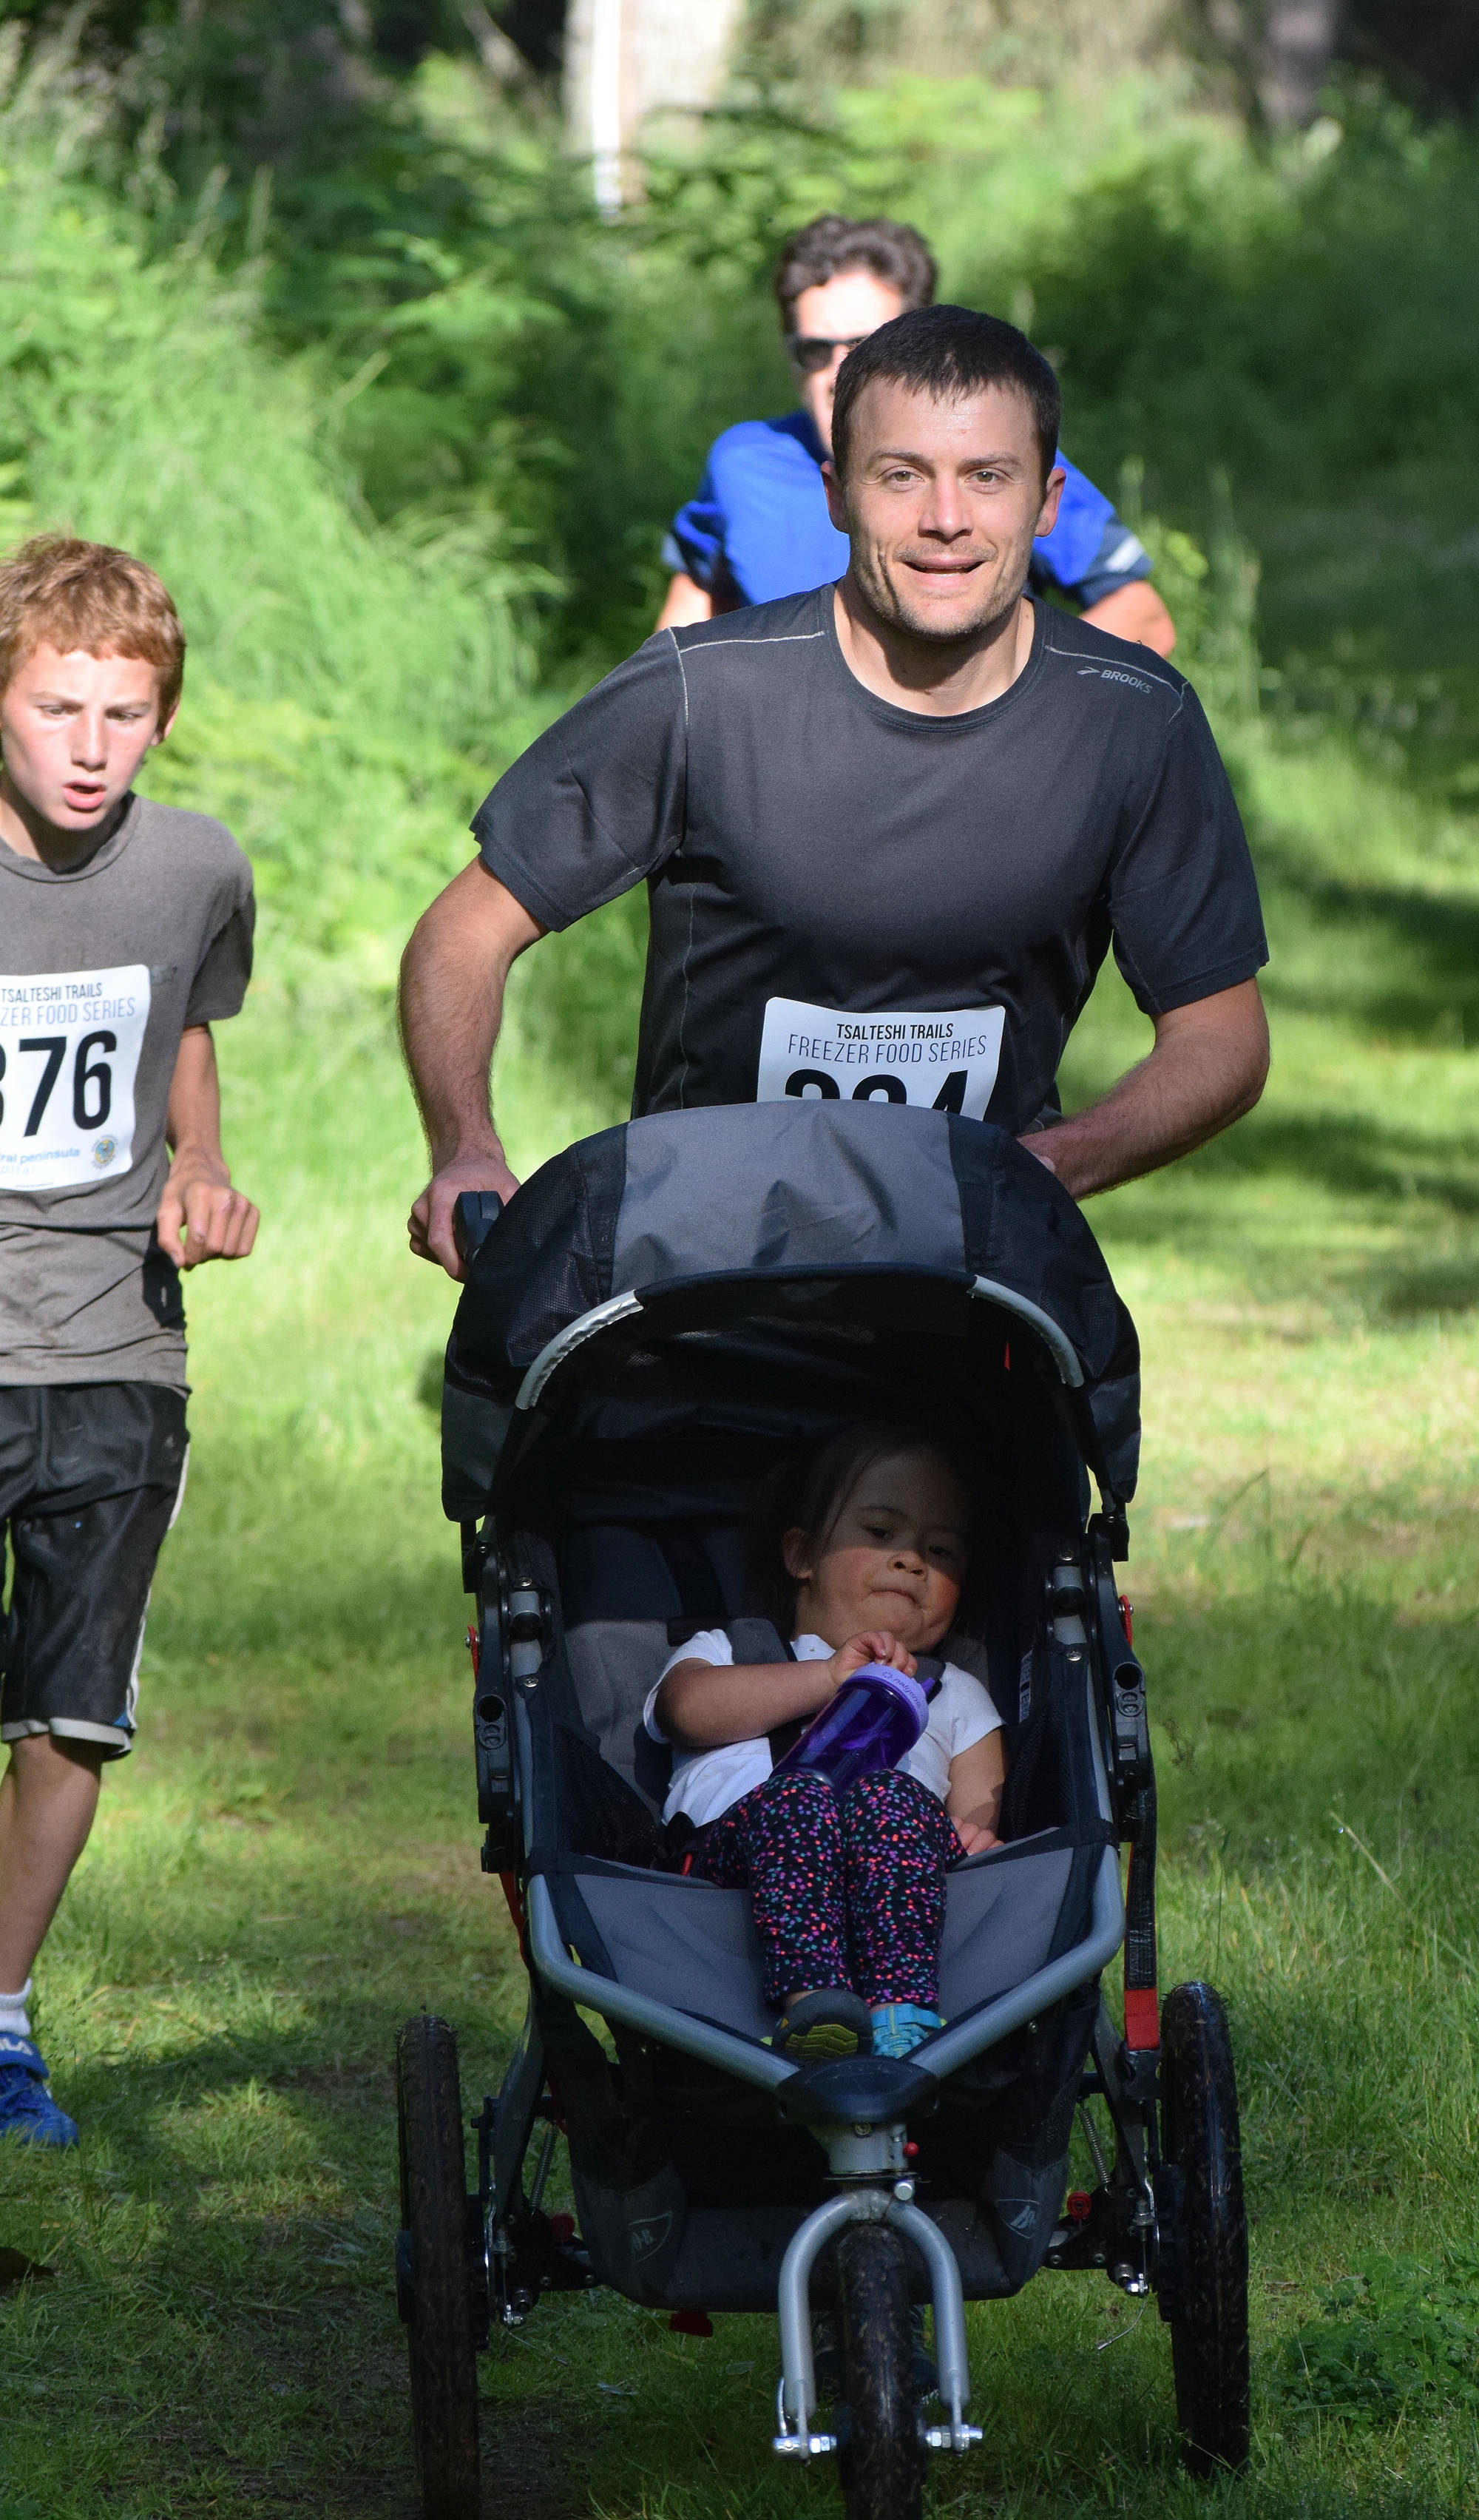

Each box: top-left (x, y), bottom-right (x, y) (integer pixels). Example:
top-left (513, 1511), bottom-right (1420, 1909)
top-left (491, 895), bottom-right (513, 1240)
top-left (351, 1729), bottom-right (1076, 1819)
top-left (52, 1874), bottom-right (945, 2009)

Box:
top-left (396, 2014), bottom-right (482, 2520)
top-left (1157, 1979), bottom-right (1250, 2473)
top-left (832, 2220), bottom-right (927, 2520)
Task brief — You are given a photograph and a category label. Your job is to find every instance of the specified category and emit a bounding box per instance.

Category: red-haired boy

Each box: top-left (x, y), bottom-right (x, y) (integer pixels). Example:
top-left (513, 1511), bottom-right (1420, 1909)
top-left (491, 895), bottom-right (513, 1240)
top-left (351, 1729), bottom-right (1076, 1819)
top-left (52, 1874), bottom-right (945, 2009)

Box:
top-left (0, 536), bottom-right (257, 2144)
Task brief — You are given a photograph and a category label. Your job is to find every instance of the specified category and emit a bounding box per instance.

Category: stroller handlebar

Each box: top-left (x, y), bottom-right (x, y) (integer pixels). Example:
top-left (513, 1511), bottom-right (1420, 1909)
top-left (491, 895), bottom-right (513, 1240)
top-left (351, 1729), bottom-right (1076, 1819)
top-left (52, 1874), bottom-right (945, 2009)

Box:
top-left (453, 1189), bottom-right (504, 1266)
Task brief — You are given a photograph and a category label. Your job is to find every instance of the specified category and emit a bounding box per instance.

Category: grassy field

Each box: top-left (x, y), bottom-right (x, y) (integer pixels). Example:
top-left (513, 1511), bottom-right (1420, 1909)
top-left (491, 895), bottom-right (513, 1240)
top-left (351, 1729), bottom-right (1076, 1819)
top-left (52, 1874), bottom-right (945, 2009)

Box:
top-left (3, 23), bottom-right (1479, 2515)
top-left (3, 706), bottom-right (1479, 2519)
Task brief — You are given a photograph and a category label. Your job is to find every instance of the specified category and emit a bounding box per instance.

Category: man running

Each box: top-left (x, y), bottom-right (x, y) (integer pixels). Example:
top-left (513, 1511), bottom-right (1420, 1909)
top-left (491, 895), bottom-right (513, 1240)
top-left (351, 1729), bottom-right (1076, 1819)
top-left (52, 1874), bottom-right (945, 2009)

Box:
top-left (402, 305), bottom-right (1266, 1272)
top-left (656, 214), bottom-right (1176, 658)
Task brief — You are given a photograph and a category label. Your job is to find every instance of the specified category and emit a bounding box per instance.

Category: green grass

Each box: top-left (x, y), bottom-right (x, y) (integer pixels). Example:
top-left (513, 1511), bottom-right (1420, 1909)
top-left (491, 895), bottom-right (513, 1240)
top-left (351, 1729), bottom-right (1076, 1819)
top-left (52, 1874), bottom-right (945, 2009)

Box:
top-left (4, 43), bottom-right (1479, 2515)
top-left (4, 723), bottom-right (1479, 2519)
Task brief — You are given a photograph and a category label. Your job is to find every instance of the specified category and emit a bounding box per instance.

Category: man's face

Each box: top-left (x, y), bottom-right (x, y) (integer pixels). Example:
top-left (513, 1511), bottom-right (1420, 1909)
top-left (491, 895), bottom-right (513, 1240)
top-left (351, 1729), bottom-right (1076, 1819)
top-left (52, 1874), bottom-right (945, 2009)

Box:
top-left (824, 377), bottom-right (1065, 645)
top-left (0, 644), bottom-right (171, 840)
top-left (789, 269), bottom-right (908, 455)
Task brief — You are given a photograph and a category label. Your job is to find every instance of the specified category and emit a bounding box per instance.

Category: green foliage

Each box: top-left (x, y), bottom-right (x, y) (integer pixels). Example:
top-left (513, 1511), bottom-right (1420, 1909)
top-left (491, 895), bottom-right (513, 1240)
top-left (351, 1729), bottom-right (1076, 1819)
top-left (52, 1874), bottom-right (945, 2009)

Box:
top-left (0, 55), bottom-right (552, 984)
top-left (1007, 102), bottom-right (1479, 515)
top-left (1279, 2251), bottom-right (1479, 2422)
top-left (0, 92), bottom-right (533, 732)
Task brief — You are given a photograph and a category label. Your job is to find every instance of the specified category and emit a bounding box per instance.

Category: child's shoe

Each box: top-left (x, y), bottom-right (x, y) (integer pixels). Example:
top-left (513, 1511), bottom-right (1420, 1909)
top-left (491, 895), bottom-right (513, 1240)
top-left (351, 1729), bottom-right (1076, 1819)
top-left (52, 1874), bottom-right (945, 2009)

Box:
top-left (869, 2003), bottom-right (944, 2060)
top-left (0, 2040), bottom-right (78, 2148)
top-left (771, 1990), bottom-right (875, 2064)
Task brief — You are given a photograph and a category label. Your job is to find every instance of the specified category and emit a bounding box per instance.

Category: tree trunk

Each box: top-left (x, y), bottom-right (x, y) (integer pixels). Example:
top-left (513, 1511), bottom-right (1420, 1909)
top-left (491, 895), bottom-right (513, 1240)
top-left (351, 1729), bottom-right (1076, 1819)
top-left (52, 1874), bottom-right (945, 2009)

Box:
top-left (1257, 0), bottom-right (1343, 126)
top-left (564, 0), bottom-right (747, 208)
top-left (1199, 0), bottom-right (1344, 129)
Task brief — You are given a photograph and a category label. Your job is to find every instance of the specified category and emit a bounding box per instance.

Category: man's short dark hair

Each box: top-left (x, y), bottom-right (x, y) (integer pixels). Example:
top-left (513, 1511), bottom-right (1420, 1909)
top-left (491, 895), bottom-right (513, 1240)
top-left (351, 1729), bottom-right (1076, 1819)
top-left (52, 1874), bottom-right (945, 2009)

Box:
top-left (774, 215), bottom-right (937, 329)
top-left (830, 305), bottom-right (1061, 488)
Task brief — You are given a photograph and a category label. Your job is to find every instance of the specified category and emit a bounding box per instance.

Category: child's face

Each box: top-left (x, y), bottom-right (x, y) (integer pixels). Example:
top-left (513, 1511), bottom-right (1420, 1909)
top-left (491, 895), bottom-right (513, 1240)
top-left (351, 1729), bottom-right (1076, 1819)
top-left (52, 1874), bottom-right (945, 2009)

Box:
top-left (0, 643), bottom-right (173, 846)
top-left (785, 1445), bottom-right (970, 1655)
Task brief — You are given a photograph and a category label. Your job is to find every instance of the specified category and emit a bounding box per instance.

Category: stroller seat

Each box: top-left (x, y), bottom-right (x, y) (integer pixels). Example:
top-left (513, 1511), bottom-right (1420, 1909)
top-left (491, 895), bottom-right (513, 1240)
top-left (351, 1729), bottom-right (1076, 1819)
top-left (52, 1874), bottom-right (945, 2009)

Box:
top-left (554, 1517), bottom-right (1108, 2048)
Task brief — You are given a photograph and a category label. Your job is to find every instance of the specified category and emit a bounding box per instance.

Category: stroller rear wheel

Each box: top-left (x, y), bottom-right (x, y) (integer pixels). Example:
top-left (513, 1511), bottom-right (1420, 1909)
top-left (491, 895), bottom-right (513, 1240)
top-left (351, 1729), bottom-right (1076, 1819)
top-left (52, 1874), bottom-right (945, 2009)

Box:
top-left (832, 2221), bottom-right (926, 2520)
top-left (396, 2014), bottom-right (481, 2520)
top-left (1159, 1980), bottom-right (1250, 2473)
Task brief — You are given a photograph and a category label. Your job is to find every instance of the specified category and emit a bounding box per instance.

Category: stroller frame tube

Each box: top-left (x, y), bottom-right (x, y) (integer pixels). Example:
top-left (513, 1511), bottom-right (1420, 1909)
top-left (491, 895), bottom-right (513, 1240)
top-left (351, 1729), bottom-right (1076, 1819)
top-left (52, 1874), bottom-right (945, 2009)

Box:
top-left (510, 1271), bottom-right (1088, 1426)
top-left (774, 2186), bottom-right (978, 2450)
top-left (968, 1274), bottom-right (1084, 1386)
top-left (524, 1845), bottom-right (1124, 2101)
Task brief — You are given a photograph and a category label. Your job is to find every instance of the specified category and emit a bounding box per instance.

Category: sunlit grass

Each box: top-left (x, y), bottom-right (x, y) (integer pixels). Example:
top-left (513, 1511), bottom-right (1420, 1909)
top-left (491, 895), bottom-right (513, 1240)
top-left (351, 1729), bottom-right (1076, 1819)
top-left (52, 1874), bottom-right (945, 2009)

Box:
top-left (1, 928), bottom-right (1477, 2517)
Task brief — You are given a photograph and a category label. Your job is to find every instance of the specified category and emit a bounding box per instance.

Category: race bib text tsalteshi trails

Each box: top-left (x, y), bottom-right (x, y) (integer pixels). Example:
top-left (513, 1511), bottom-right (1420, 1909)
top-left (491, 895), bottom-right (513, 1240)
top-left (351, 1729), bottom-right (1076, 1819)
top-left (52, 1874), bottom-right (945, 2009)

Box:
top-left (756, 997), bottom-right (1004, 1121)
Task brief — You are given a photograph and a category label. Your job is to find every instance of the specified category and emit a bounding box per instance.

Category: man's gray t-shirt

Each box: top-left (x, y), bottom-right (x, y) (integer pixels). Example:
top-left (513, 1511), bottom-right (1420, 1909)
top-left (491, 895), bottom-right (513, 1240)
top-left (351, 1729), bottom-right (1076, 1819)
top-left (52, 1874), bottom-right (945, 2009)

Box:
top-left (473, 589), bottom-right (1267, 1133)
top-left (0, 793), bottom-right (254, 1388)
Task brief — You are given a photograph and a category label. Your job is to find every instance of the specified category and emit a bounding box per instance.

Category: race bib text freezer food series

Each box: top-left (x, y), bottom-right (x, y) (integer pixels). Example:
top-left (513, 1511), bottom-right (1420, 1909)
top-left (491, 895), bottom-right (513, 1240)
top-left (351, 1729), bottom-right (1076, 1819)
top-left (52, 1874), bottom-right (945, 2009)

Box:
top-left (756, 997), bottom-right (1004, 1122)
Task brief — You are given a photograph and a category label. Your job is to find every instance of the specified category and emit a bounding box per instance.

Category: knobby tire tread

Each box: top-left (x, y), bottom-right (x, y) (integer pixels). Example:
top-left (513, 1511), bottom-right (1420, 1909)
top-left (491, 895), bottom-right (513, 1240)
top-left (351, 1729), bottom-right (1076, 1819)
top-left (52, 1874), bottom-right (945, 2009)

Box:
top-left (1160, 1979), bottom-right (1250, 2473)
top-left (396, 2014), bottom-right (481, 2520)
top-left (833, 2223), bottom-right (925, 2520)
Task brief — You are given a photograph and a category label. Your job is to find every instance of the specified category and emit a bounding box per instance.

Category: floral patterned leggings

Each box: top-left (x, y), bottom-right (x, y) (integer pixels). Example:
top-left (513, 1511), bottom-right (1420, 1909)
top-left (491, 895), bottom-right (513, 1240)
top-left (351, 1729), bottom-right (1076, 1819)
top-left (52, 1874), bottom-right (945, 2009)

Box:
top-left (686, 1766), bottom-right (961, 2010)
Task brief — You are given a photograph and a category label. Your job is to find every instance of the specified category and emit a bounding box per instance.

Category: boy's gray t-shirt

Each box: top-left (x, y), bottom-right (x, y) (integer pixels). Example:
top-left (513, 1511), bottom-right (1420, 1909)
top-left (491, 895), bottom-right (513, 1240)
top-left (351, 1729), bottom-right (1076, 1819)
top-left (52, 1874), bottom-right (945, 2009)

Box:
top-left (0, 793), bottom-right (254, 1388)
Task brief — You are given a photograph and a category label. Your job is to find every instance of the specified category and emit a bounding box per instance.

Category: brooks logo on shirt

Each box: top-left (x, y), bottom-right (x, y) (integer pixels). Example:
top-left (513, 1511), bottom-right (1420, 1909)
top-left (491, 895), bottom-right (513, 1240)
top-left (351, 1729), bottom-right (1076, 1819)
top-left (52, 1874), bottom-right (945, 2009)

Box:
top-left (1077, 666), bottom-right (1154, 693)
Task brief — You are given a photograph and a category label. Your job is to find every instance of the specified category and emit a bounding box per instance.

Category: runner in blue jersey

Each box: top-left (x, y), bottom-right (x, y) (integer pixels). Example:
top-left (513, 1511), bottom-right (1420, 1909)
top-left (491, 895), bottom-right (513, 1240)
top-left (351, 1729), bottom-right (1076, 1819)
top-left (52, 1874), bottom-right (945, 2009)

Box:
top-left (656, 214), bottom-right (1176, 658)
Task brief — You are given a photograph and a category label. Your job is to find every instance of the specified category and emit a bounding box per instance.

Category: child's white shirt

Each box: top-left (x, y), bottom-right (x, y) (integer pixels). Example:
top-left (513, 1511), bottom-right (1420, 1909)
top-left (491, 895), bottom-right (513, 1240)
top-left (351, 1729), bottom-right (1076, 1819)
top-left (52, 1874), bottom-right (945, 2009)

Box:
top-left (643, 1630), bottom-right (1002, 1829)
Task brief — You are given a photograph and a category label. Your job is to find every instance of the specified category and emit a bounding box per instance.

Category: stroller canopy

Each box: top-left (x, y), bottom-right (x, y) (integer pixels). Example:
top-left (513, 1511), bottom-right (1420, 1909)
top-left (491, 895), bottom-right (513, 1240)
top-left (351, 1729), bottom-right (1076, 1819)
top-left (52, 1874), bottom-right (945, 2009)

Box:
top-left (447, 1102), bottom-right (1140, 1505)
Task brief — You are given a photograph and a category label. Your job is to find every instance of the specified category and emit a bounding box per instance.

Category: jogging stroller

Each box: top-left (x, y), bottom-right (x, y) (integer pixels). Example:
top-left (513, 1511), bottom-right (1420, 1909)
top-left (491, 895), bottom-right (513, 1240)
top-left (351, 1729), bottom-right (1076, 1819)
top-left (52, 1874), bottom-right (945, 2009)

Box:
top-left (393, 1099), bottom-right (1248, 2520)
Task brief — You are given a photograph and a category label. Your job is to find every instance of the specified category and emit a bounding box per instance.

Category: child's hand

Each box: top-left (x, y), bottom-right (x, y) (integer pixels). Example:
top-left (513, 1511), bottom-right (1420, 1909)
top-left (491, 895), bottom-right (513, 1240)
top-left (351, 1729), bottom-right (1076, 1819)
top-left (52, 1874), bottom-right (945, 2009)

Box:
top-left (953, 1817), bottom-right (1001, 1856)
top-left (826, 1631), bottom-right (916, 1695)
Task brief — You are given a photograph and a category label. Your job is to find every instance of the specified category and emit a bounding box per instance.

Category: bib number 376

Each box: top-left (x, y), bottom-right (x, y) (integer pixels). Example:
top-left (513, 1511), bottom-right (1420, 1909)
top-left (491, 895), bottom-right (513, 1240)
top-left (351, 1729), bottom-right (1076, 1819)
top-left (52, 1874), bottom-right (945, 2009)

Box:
top-left (0, 965), bottom-right (150, 1191)
top-left (756, 997), bottom-right (1004, 1123)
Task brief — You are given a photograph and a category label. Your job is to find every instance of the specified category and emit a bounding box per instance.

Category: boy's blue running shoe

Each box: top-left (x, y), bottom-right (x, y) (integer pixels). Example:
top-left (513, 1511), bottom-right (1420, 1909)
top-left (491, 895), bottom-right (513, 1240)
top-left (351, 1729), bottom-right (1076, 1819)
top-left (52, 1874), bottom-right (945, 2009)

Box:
top-left (0, 2039), bottom-right (78, 2148)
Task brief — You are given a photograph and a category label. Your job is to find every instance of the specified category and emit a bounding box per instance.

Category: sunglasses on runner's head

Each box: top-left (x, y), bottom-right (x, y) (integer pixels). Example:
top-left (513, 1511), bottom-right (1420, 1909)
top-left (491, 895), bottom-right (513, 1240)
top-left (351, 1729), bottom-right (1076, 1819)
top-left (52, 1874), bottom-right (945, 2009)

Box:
top-left (786, 333), bottom-right (871, 373)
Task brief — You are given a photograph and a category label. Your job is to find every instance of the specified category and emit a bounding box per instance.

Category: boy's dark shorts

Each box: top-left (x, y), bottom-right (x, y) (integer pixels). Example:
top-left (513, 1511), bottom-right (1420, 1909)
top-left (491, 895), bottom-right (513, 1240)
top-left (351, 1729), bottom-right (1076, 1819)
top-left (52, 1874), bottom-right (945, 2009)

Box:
top-left (0, 1385), bottom-right (189, 1762)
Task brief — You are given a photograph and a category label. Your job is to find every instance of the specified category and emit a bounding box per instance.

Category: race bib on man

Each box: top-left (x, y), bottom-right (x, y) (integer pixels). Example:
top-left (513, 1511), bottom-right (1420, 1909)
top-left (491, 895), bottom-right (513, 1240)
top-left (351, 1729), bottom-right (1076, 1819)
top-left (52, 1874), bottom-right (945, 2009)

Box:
top-left (757, 997), bottom-right (1005, 1122)
top-left (0, 966), bottom-right (150, 1191)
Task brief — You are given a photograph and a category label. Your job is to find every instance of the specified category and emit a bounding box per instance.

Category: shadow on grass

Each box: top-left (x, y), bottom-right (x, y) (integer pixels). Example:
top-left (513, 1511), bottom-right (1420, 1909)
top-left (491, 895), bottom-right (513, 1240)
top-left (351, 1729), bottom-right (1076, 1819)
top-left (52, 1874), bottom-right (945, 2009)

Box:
top-left (1103, 1106), bottom-right (1479, 1313)
top-left (2, 2016), bottom-right (589, 2520)
top-left (1256, 849), bottom-right (1479, 1048)
top-left (1177, 1110), bottom-right (1479, 1212)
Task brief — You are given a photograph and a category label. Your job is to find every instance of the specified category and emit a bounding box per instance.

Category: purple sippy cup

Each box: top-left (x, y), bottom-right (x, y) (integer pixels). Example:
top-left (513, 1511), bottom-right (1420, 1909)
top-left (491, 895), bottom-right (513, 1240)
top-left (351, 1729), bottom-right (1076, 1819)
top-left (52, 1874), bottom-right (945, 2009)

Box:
top-left (773, 1661), bottom-right (938, 1794)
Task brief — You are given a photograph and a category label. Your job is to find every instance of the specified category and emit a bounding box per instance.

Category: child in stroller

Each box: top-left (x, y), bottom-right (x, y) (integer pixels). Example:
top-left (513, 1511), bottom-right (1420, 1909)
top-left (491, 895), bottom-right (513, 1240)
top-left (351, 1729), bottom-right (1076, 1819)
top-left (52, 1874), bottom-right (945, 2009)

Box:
top-left (651, 1424), bottom-right (1006, 2061)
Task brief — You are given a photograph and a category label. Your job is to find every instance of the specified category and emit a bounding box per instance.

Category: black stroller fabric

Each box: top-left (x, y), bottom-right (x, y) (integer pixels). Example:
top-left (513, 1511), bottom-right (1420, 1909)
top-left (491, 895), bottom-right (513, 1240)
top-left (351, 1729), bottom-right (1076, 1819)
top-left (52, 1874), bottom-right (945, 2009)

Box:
top-left (444, 1102), bottom-right (1140, 1510)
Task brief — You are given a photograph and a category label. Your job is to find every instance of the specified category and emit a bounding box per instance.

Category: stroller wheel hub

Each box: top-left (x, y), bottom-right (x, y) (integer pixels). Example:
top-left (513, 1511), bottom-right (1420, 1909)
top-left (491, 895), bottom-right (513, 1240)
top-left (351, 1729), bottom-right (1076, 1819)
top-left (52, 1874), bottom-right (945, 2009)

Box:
top-left (924, 2421), bottom-right (985, 2453)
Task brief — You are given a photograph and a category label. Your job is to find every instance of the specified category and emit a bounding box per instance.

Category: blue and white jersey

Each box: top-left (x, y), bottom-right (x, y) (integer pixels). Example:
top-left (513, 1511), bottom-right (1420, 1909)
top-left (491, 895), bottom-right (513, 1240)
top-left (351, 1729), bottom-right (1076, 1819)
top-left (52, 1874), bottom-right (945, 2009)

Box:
top-left (663, 407), bottom-right (1153, 610)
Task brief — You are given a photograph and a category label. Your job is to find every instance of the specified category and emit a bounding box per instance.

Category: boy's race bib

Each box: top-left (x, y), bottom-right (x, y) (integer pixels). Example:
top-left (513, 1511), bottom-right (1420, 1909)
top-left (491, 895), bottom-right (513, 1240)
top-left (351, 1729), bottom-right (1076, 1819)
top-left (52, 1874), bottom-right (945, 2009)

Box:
top-left (0, 965), bottom-right (150, 1191)
top-left (756, 996), bottom-right (1005, 1123)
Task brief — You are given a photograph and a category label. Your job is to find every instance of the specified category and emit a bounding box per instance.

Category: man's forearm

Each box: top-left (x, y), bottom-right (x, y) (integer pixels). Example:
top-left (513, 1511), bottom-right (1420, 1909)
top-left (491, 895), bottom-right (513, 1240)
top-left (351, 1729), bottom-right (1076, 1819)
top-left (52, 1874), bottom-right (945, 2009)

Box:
top-left (400, 859), bottom-right (546, 1274)
top-left (399, 859), bottom-right (544, 1170)
top-left (1028, 980), bottom-right (1269, 1200)
top-left (400, 913), bottom-right (507, 1170)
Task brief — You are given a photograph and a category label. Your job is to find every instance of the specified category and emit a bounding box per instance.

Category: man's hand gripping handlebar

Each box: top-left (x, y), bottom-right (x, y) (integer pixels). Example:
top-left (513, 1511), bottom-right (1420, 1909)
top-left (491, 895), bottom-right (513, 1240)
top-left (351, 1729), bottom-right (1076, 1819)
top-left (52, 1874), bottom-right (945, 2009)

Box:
top-left (407, 1157), bottom-right (519, 1282)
